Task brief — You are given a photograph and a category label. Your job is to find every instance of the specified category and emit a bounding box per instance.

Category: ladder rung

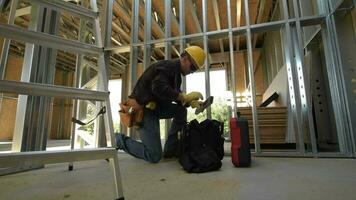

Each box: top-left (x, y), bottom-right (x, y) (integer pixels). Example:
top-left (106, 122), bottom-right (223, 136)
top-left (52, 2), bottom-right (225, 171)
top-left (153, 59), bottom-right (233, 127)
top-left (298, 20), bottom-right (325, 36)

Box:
top-left (33, 0), bottom-right (99, 20)
top-left (0, 80), bottom-right (109, 101)
top-left (0, 23), bottom-right (102, 55)
top-left (0, 148), bottom-right (117, 168)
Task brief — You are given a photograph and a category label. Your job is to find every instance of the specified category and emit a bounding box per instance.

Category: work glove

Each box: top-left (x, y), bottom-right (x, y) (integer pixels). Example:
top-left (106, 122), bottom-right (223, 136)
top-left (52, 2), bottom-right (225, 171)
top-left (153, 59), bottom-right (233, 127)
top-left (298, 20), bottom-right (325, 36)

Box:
top-left (181, 91), bottom-right (203, 106)
top-left (145, 101), bottom-right (156, 110)
top-left (189, 100), bottom-right (203, 109)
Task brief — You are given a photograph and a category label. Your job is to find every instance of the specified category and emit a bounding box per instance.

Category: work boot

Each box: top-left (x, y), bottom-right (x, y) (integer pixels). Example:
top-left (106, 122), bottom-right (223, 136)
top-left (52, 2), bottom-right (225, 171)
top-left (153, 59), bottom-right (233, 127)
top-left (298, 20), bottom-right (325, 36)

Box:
top-left (115, 133), bottom-right (126, 150)
top-left (163, 148), bottom-right (180, 159)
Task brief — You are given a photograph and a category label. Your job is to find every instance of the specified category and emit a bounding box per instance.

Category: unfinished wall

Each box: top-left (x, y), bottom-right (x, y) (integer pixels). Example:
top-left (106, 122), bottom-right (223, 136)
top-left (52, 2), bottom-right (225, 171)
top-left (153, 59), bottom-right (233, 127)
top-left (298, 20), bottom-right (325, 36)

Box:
top-left (0, 51), bottom-right (77, 140)
top-left (255, 67), bottom-right (264, 104)
top-left (233, 50), bottom-right (264, 105)
top-left (234, 52), bottom-right (247, 93)
top-left (0, 51), bottom-right (23, 140)
top-left (0, 34), bottom-right (76, 140)
top-left (0, 97), bottom-right (18, 140)
top-left (50, 69), bottom-right (74, 139)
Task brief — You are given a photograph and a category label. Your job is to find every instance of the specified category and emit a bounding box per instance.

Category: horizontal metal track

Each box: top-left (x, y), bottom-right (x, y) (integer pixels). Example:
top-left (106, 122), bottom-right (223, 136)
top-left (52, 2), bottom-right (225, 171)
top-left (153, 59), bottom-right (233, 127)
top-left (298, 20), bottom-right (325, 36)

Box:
top-left (0, 80), bottom-right (108, 101)
top-left (0, 23), bottom-right (103, 55)
top-left (33, 0), bottom-right (99, 19)
top-left (299, 15), bottom-right (326, 26)
top-left (107, 16), bottom-right (328, 54)
top-left (249, 20), bottom-right (286, 33)
top-left (0, 148), bottom-right (117, 167)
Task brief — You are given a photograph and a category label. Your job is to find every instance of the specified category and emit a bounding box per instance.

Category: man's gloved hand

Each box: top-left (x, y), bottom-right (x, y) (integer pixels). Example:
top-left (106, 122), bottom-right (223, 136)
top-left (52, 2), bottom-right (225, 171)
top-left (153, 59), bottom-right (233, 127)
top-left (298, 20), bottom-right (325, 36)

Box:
top-left (180, 91), bottom-right (203, 105)
top-left (126, 98), bottom-right (142, 111)
top-left (189, 100), bottom-right (203, 109)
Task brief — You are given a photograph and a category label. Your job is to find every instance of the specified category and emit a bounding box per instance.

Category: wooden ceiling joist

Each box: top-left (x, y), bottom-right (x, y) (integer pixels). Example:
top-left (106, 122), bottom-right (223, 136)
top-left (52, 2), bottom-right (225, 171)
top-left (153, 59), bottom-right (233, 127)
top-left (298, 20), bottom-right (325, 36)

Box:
top-left (185, 0), bottom-right (202, 34)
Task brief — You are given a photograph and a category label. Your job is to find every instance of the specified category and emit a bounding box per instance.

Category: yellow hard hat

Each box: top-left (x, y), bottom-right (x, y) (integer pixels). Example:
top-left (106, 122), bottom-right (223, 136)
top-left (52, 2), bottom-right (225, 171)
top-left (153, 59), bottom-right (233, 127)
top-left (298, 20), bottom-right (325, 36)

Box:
top-left (184, 46), bottom-right (206, 70)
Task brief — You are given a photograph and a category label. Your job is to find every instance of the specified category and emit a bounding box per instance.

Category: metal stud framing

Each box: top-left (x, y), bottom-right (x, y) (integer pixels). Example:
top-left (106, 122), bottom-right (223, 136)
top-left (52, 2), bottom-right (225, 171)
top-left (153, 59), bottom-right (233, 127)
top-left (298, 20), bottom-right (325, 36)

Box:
top-left (164, 0), bottom-right (173, 138)
top-left (0, 2), bottom-right (354, 186)
top-left (0, 1), bottom-right (124, 198)
top-left (106, 0), bottom-right (356, 157)
top-left (11, 4), bottom-right (49, 153)
top-left (280, 0), bottom-right (305, 154)
top-left (128, 0), bottom-right (139, 98)
top-left (243, 0), bottom-right (261, 152)
top-left (291, 0), bottom-right (317, 154)
top-left (127, 0), bottom-right (140, 138)
top-left (143, 0), bottom-right (152, 71)
top-left (179, 0), bottom-right (187, 92)
top-left (1, 0), bottom-right (352, 164)
top-left (203, 0), bottom-right (211, 119)
top-left (226, 0), bottom-right (237, 118)
top-left (165, 0), bottom-right (172, 66)
top-left (318, 0), bottom-right (354, 154)
top-left (326, 0), bottom-right (356, 156)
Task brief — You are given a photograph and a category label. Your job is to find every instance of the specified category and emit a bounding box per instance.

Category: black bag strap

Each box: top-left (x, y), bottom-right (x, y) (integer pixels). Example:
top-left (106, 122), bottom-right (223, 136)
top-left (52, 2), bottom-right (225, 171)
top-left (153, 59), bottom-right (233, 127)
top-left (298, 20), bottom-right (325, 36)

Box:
top-left (71, 106), bottom-right (106, 126)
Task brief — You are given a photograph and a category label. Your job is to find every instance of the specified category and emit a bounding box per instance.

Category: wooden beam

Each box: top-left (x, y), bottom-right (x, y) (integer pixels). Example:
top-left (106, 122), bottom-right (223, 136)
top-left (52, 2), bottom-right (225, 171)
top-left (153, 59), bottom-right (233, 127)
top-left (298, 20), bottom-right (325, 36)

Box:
top-left (15, 6), bottom-right (31, 17)
top-left (113, 1), bottom-right (145, 41)
top-left (112, 15), bottom-right (130, 43)
top-left (186, 0), bottom-right (202, 33)
top-left (120, 0), bottom-right (165, 59)
top-left (236, 0), bottom-right (242, 51)
top-left (124, 0), bottom-right (165, 39)
top-left (152, 0), bottom-right (180, 37)
top-left (252, 0), bottom-right (274, 48)
top-left (212, 0), bottom-right (225, 53)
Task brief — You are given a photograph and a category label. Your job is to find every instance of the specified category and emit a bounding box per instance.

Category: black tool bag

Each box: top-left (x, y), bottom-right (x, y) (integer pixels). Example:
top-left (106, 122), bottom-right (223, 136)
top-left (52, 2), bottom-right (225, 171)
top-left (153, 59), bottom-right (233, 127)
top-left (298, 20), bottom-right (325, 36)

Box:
top-left (178, 119), bottom-right (225, 173)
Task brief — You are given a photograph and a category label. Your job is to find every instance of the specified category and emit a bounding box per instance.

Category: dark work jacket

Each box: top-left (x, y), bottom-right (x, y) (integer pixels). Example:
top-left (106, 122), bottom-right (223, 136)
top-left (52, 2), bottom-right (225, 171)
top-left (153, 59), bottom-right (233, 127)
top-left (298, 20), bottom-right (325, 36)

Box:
top-left (129, 59), bottom-right (182, 105)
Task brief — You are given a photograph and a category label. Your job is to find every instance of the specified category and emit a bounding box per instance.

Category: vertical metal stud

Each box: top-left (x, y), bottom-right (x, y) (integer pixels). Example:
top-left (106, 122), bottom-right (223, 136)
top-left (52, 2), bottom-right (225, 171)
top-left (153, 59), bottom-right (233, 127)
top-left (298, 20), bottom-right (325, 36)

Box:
top-left (103, 0), bottom-right (114, 50)
top-left (128, 0), bottom-right (139, 97)
top-left (37, 9), bottom-right (60, 150)
top-left (235, 0), bottom-right (242, 51)
top-left (203, 0), bottom-right (211, 119)
top-left (292, 0), bottom-right (317, 154)
top-left (330, 0), bottom-right (355, 155)
top-left (143, 0), bottom-right (152, 70)
top-left (165, 0), bottom-right (172, 138)
top-left (329, 0), bottom-right (356, 156)
top-left (180, 0), bottom-right (187, 92)
top-left (127, 0), bottom-right (140, 138)
top-left (165, 0), bottom-right (172, 59)
top-left (280, 0), bottom-right (305, 154)
top-left (243, 0), bottom-right (261, 152)
top-left (9, 5), bottom-right (60, 174)
top-left (319, 0), bottom-right (353, 154)
top-left (226, 0), bottom-right (237, 117)
top-left (12, 4), bottom-right (43, 152)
